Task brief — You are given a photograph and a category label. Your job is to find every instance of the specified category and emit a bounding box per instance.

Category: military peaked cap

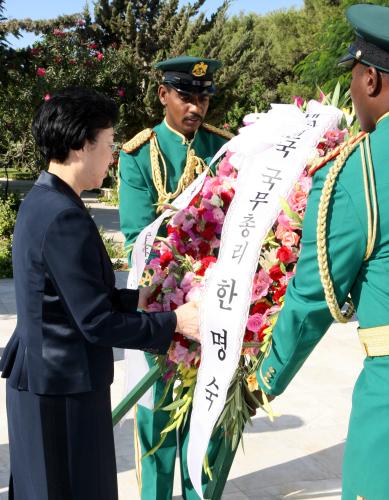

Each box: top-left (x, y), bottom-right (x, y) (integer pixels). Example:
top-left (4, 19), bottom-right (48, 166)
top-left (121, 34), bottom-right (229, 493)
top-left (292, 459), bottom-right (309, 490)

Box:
top-left (155, 56), bottom-right (222, 96)
top-left (339, 4), bottom-right (389, 73)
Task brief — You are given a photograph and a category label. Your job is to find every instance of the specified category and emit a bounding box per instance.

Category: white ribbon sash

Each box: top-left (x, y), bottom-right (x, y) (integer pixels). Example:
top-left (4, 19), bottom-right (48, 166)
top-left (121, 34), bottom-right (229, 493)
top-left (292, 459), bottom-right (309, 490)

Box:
top-left (187, 102), bottom-right (342, 498)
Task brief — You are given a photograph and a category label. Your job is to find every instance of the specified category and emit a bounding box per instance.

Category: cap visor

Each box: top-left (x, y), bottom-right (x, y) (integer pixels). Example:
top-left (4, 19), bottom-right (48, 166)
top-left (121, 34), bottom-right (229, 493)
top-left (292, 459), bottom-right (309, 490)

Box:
top-left (338, 52), bottom-right (355, 68)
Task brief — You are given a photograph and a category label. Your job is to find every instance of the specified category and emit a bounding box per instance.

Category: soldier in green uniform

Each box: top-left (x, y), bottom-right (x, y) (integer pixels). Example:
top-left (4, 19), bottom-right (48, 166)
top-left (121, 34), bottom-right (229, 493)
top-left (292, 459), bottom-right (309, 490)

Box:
top-left (119, 56), bottom-right (232, 499)
top-left (256, 5), bottom-right (389, 499)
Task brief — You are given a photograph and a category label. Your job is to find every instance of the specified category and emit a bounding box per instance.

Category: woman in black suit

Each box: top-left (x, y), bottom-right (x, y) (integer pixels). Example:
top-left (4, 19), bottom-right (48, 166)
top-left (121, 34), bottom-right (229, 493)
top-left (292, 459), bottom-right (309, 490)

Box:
top-left (0, 87), bottom-right (199, 500)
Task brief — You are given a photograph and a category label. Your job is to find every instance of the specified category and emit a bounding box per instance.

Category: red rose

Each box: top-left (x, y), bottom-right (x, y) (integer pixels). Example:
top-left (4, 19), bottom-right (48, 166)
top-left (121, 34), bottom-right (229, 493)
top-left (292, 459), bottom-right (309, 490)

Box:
top-left (269, 264), bottom-right (283, 281)
top-left (159, 251), bottom-right (173, 268)
top-left (244, 330), bottom-right (254, 342)
top-left (258, 323), bottom-right (269, 342)
top-left (277, 245), bottom-right (293, 264)
top-left (198, 241), bottom-right (211, 256)
top-left (199, 222), bottom-right (216, 240)
top-left (179, 337), bottom-right (190, 348)
top-left (179, 228), bottom-right (189, 241)
top-left (273, 285), bottom-right (287, 304)
top-left (173, 332), bottom-right (182, 342)
top-left (251, 301), bottom-right (270, 315)
top-left (220, 190), bottom-right (234, 208)
top-left (197, 256), bottom-right (217, 276)
top-left (190, 193), bottom-right (201, 207)
top-left (186, 247), bottom-right (197, 258)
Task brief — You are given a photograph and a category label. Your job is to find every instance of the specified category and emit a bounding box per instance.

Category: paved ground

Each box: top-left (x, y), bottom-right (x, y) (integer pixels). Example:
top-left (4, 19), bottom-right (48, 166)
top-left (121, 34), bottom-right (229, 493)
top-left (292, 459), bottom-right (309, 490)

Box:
top-left (0, 192), bottom-right (365, 499)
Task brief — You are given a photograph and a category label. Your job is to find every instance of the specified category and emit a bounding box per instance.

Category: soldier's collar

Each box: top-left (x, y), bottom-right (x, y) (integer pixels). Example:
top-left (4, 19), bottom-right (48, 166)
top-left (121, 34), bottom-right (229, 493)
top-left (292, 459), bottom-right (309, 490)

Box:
top-left (376, 111), bottom-right (389, 126)
top-left (163, 118), bottom-right (198, 145)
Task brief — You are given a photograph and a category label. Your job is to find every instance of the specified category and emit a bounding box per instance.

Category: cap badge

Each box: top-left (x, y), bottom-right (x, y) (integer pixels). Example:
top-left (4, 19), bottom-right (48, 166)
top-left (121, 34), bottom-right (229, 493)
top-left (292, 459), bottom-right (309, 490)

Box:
top-left (355, 49), bottom-right (362, 59)
top-left (192, 62), bottom-right (208, 77)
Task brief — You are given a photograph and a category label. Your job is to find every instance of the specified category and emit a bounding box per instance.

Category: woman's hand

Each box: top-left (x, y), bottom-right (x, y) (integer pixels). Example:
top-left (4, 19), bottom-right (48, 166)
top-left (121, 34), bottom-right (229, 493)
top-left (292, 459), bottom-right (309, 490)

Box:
top-left (174, 302), bottom-right (200, 342)
top-left (138, 286), bottom-right (153, 310)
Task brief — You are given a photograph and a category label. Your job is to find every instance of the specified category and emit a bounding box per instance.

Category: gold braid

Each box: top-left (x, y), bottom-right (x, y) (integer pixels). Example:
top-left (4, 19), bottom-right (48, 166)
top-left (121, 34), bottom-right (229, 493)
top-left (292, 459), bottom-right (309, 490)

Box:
top-left (360, 134), bottom-right (378, 260)
top-left (316, 137), bottom-right (364, 323)
top-left (150, 134), bottom-right (207, 213)
top-left (317, 133), bottom-right (378, 323)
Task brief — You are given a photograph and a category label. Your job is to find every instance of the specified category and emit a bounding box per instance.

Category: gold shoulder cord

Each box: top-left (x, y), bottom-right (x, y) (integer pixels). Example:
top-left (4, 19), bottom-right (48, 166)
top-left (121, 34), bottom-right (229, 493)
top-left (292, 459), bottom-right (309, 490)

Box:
top-left (201, 122), bottom-right (234, 140)
top-left (317, 134), bottom-right (378, 323)
top-left (150, 135), bottom-right (208, 213)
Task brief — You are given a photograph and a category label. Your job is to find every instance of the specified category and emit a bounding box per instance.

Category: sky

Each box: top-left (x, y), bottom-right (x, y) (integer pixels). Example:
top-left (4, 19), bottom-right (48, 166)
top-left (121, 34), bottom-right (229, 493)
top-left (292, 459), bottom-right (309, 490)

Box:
top-left (4, 0), bottom-right (304, 48)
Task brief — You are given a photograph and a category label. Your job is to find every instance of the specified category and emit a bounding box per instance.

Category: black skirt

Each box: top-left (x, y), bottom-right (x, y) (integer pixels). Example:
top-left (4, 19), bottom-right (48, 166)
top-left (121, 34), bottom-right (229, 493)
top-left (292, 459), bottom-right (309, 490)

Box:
top-left (6, 382), bottom-right (118, 500)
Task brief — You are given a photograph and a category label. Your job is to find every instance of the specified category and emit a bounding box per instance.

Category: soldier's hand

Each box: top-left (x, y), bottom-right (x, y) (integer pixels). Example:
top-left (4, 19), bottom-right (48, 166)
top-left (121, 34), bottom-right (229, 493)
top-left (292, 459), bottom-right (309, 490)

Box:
top-left (244, 386), bottom-right (275, 417)
top-left (174, 302), bottom-right (200, 343)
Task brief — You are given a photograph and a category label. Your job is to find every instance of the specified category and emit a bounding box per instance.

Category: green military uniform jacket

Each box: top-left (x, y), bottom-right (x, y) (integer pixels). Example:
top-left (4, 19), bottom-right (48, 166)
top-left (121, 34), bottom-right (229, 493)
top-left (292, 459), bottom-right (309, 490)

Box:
top-left (119, 119), bottom-right (231, 261)
top-left (118, 118), bottom-right (232, 500)
top-left (256, 115), bottom-right (389, 499)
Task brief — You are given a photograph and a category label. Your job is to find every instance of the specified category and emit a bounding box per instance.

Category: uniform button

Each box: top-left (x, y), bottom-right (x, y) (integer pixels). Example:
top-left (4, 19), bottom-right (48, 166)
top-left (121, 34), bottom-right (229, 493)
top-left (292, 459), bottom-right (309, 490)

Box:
top-left (269, 367), bottom-right (276, 374)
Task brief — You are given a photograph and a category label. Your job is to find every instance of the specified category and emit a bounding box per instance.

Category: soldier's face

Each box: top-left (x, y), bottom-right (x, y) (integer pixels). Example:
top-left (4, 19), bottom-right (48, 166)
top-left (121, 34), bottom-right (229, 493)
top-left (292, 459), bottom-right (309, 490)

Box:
top-left (350, 62), bottom-right (380, 132)
top-left (159, 85), bottom-right (210, 137)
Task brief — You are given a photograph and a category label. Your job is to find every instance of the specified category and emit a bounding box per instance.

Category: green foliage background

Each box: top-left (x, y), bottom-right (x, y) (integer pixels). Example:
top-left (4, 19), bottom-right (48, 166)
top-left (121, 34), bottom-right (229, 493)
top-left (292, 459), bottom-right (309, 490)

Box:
top-left (1, 0), bottom-right (389, 175)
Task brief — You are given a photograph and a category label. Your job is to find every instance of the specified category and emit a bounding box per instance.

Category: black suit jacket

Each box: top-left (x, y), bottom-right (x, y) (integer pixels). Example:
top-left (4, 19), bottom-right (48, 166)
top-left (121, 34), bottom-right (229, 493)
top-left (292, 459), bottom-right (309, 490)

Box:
top-left (0, 171), bottom-right (176, 395)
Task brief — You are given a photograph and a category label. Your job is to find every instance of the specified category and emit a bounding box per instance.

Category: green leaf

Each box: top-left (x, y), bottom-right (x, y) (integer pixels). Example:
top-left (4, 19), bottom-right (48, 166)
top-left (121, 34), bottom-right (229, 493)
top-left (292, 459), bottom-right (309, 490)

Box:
top-left (162, 397), bottom-right (186, 411)
top-left (279, 197), bottom-right (302, 226)
top-left (331, 81), bottom-right (341, 108)
top-left (143, 433), bottom-right (167, 458)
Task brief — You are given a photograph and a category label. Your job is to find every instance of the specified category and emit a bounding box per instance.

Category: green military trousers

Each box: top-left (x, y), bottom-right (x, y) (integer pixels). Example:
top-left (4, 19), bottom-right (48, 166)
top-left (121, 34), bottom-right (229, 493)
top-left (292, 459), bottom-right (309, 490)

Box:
top-left (342, 356), bottom-right (389, 499)
top-left (134, 353), bottom-right (221, 500)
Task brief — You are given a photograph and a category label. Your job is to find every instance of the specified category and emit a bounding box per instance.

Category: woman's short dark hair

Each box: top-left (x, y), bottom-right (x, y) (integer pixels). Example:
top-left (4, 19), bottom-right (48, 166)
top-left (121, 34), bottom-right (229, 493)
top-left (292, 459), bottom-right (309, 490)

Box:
top-left (32, 87), bottom-right (119, 163)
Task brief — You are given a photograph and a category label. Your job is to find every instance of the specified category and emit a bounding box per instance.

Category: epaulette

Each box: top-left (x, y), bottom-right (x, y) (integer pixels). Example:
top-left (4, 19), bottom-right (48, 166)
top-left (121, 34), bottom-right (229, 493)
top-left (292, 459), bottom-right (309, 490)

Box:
top-left (308, 131), bottom-right (366, 176)
top-left (122, 128), bottom-right (154, 154)
top-left (201, 122), bottom-right (234, 140)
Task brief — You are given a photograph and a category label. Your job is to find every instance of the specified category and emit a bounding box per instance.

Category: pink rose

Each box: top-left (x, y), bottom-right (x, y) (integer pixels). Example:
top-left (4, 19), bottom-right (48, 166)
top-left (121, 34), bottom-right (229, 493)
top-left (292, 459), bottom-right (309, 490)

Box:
top-left (96, 51), bottom-right (104, 61)
top-left (281, 231), bottom-right (300, 248)
top-left (246, 313), bottom-right (263, 333)
top-left (275, 224), bottom-right (288, 241)
top-left (117, 87), bottom-right (126, 98)
top-left (324, 128), bottom-right (346, 146)
top-left (44, 94), bottom-right (51, 101)
top-left (252, 270), bottom-right (272, 301)
top-left (289, 190), bottom-right (307, 212)
top-left (36, 67), bottom-right (46, 77)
